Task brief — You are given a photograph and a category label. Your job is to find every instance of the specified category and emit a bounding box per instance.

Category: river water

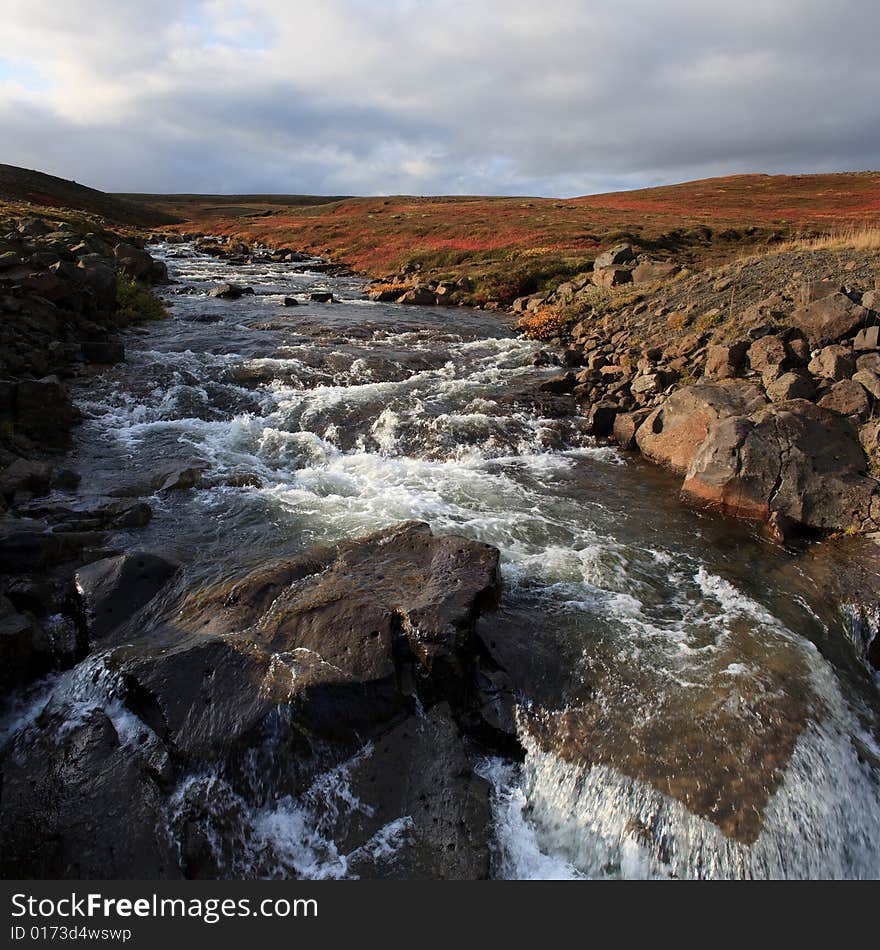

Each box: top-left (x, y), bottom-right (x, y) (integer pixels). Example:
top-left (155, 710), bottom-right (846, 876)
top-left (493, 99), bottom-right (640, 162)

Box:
top-left (11, 243), bottom-right (880, 878)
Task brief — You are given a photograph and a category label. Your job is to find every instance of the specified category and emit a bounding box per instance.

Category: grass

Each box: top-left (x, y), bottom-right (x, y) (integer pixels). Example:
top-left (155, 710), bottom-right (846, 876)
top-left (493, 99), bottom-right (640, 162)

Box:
top-left (116, 273), bottom-right (167, 322)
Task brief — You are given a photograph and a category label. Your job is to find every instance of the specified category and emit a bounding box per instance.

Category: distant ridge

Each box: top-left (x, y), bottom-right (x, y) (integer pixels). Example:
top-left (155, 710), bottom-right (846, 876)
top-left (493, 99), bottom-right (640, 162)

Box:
top-left (0, 163), bottom-right (180, 227)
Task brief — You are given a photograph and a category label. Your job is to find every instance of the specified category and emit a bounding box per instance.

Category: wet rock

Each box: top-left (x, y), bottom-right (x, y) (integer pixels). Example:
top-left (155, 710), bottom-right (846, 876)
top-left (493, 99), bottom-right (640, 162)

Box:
top-left (81, 340), bottom-right (125, 364)
top-left (793, 292), bottom-right (871, 347)
top-left (539, 372), bottom-right (576, 394)
top-left (335, 705), bottom-right (491, 880)
top-left (817, 379), bottom-right (872, 420)
top-left (309, 291), bottom-right (335, 303)
top-left (210, 283), bottom-right (253, 299)
top-left (682, 399), bottom-right (878, 531)
top-left (397, 287), bottom-right (434, 306)
top-left (0, 458), bottom-right (52, 500)
top-left (281, 296), bottom-right (299, 307)
top-left (635, 382), bottom-right (767, 474)
top-left (0, 595), bottom-right (46, 691)
top-left (109, 523), bottom-right (503, 759)
top-left (0, 706), bottom-right (180, 879)
top-left (75, 551), bottom-right (180, 643)
top-left (14, 376), bottom-right (79, 450)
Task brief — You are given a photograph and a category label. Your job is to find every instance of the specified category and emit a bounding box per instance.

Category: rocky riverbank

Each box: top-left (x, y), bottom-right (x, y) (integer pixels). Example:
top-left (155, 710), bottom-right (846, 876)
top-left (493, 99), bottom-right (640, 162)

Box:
top-left (0, 213), bottom-right (170, 691)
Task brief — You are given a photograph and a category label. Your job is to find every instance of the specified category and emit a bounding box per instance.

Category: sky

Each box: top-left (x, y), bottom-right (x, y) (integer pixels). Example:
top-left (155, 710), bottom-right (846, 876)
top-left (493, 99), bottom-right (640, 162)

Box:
top-left (0, 0), bottom-right (879, 197)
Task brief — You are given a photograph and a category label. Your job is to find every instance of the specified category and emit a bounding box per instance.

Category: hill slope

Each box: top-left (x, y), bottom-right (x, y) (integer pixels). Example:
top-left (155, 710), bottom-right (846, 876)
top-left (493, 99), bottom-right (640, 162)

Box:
top-left (0, 164), bottom-right (179, 228)
top-left (142, 172), bottom-right (880, 285)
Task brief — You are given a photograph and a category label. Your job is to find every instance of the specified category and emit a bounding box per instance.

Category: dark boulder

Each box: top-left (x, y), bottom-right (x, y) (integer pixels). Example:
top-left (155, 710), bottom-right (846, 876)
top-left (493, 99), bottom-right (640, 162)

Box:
top-left (792, 292), bottom-right (871, 347)
top-left (75, 551), bottom-right (180, 643)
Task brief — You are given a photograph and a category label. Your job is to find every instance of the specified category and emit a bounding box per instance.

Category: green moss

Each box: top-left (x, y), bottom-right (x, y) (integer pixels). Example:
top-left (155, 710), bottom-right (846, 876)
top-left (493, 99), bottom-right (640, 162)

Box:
top-left (116, 272), bottom-right (167, 322)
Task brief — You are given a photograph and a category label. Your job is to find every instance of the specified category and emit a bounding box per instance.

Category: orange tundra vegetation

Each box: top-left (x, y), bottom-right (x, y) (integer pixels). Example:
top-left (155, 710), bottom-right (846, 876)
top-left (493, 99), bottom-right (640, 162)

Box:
top-left (135, 172), bottom-right (880, 297)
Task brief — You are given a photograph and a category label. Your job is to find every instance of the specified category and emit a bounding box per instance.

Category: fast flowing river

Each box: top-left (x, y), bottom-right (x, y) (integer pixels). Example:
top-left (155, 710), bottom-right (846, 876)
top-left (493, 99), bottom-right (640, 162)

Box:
top-left (11, 242), bottom-right (880, 878)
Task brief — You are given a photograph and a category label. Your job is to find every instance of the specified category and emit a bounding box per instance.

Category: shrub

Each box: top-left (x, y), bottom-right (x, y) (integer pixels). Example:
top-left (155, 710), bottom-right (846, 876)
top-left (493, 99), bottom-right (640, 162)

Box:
top-left (116, 272), bottom-right (167, 323)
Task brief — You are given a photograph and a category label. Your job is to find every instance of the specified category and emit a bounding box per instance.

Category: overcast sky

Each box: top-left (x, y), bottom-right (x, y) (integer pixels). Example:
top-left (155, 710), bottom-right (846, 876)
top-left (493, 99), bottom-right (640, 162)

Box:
top-left (1, 0), bottom-right (878, 197)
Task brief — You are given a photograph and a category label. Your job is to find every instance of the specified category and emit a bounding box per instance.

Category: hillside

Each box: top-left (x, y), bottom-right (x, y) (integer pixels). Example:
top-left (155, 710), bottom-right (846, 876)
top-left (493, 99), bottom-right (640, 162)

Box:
top-left (140, 172), bottom-right (880, 300)
top-left (0, 164), bottom-right (179, 228)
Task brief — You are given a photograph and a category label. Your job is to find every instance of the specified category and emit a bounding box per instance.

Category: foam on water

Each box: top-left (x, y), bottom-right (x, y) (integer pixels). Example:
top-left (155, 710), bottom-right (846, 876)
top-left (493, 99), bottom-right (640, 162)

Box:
top-left (31, 239), bottom-right (876, 879)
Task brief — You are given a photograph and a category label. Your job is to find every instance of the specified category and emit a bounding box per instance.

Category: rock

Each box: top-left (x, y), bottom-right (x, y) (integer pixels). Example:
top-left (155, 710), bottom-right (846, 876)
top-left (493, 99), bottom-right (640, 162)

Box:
top-left (309, 291), bottom-right (335, 303)
top-left (592, 266), bottom-right (632, 288)
top-left (852, 369), bottom-right (880, 400)
top-left (588, 403), bottom-right (618, 437)
top-left (594, 243), bottom-right (635, 268)
top-left (635, 382), bottom-right (767, 474)
top-left (803, 280), bottom-right (841, 303)
top-left (114, 243), bottom-right (156, 282)
top-left (704, 342), bottom-right (749, 380)
top-left (612, 409), bottom-right (651, 449)
top-left (857, 352), bottom-right (880, 375)
top-left (281, 296), bottom-right (299, 307)
top-left (80, 340), bottom-right (125, 364)
top-left (631, 261), bottom-right (680, 283)
top-left (330, 705), bottom-right (491, 880)
top-left (397, 287), bottom-right (434, 306)
top-left (682, 399), bottom-right (877, 532)
top-left (808, 345), bottom-right (856, 381)
top-left (0, 706), bottom-right (180, 879)
top-left (15, 376), bottom-right (79, 449)
top-left (793, 292), bottom-right (870, 347)
top-left (0, 518), bottom-right (64, 573)
top-left (0, 458), bottom-right (52, 499)
top-left (75, 551), bottom-right (180, 643)
top-left (766, 371), bottom-right (816, 403)
top-left (0, 596), bottom-right (45, 691)
top-left (109, 523), bottom-right (504, 759)
top-left (209, 282), bottom-right (252, 299)
top-left (854, 325), bottom-right (880, 351)
top-left (748, 335), bottom-right (789, 375)
top-left (539, 372), bottom-right (576, 394)
top-left (817, 379), bottom-right (872, 420)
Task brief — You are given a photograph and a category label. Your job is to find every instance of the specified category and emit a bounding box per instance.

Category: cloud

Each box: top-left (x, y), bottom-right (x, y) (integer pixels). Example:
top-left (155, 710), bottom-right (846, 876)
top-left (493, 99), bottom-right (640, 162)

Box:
top-left (0, 0), bottom-right (878, 195)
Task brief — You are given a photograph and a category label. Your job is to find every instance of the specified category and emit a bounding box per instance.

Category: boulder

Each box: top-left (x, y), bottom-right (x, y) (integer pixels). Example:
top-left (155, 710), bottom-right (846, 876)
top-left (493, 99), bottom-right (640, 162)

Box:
top-left (817, 379), bottom-right (872, 420)
top-left (588, 403), bottom-right (618, 437)
top-left (15, 376), bottom-right (79, 449)
top-left (853, 369), bottom-right (880, 401)
top-left (808, 345), bottom-right (856, 381)
top-left (0, 706), bottom-right (180, 879)
top-left (81, 340), bottom-right (125, 364)
top-left (592, 266), bottom-right (632, 288)
top-left (0, 458), bottom-right (52, 499)
top-left (631, 261), bottom-right (680, 284)
top-left (0, 596), bottom-right (46, 691)
top-left (114, 243), bottom-right (156, 282)
top-left (748, 334), bottom-right (789, 375)
top-left (704, 342), bottom-right (749, 380)
top-left (329, 705), bottom-right (491, 880)
top-left (766, 371), bottom-right (816, 403)
top-left (539, 372), bottom-right (576, 394)
top-left (309, 291), bottom-right (335, 303)
top-left (108, 523), bottom-right (503, 759)
top-left (612, 409), bottom-right (651, 449)
top-left (397, 287), bottom-right (435, 306)
top-left (854, 325), bottom-right (880, 351)
top-left (635, 382), bottom-right (767, 474)
top-left (792, 292), bottom-right (870, 347)
top-left (594, 243), bottom-right (635, 268)
top-left (209, 283), bottom-right (252, 300)
top-left (682, 399), bottom-right (877, 532)
top-left (74, 551), bottom-right (180, 643)
top-left (281, 296), bottom-right (299, 307)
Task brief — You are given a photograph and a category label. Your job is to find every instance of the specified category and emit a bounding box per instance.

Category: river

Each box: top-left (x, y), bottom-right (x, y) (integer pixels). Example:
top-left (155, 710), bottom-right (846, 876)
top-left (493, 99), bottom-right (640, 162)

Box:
top-left (6, 241), bottom-right (880, 879)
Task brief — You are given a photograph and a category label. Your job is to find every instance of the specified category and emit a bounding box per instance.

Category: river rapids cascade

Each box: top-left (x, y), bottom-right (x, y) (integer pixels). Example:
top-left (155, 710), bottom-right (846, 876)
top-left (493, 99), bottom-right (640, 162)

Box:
top-left (2, 241), bottom-right (880, 880)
